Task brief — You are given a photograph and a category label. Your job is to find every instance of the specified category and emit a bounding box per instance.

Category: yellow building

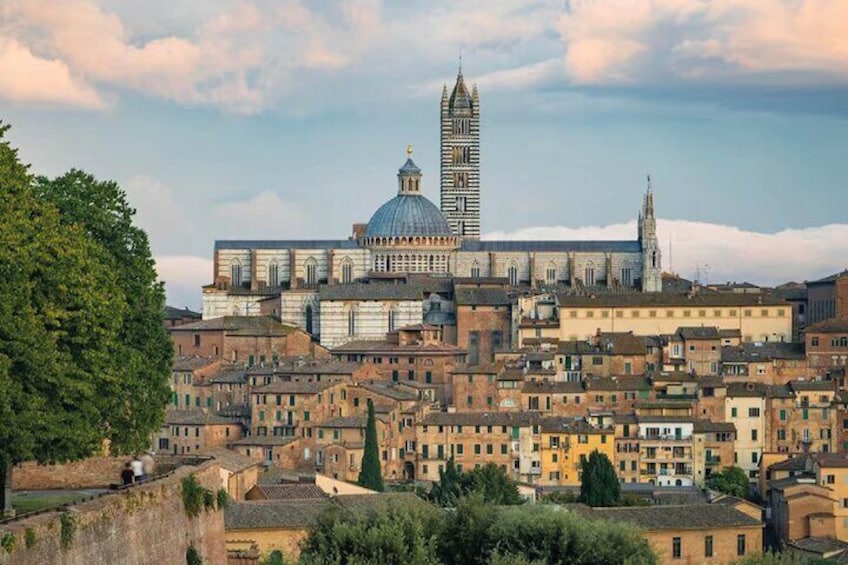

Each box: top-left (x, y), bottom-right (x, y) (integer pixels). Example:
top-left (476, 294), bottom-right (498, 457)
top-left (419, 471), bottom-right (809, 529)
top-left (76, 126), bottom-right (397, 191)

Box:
top-left (813, 454), bottom-right (848, 541)
top-left (557, 293), bottom-right (792, 342)
top-left (540, 417), bottom-right (614, 486)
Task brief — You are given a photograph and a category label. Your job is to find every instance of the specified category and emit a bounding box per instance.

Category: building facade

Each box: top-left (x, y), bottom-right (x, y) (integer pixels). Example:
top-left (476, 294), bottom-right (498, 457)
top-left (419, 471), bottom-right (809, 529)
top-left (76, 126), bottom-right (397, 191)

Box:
top-left (202, 70), bottom-right (664, 347)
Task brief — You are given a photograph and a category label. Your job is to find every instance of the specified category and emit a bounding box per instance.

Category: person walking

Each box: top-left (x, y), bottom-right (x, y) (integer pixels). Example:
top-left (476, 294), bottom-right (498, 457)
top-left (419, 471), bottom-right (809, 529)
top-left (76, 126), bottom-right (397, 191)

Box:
top-left (140, 451), bottom-right (155, 481)
top-left (121, 462), bottom-right (135, 486)
top-left (130, 455), bottom-right (144, 484)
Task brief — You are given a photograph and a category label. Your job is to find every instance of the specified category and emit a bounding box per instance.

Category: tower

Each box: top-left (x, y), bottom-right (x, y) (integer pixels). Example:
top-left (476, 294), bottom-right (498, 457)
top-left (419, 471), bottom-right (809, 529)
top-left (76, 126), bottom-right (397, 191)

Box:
top-left (640, 175), bottom-right (662, 292)
top-left (440, 66), bottom-right (480, 239)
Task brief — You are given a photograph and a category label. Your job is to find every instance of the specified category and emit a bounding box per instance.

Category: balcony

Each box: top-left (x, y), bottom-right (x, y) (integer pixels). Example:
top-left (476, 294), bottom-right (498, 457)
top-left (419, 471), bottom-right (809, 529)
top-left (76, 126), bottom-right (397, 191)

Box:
top-left (639, 434), bottom-right (691, 442)
top-left (706, 456), bottom-right (721, 466)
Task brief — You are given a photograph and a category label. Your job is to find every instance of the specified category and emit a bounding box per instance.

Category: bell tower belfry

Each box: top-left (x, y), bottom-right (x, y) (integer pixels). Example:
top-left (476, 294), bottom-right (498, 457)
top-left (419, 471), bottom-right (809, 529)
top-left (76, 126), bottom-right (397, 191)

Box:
top-left (440, 64), bottom-right (480, 239)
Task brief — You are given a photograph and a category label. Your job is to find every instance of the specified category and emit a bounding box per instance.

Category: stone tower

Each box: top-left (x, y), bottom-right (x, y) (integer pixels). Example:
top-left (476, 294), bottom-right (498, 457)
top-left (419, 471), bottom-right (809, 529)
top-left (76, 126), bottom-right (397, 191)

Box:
top-left (440, 67), bottom-right (480, 239)
top-left (639, 176), bottom-right (662, 292)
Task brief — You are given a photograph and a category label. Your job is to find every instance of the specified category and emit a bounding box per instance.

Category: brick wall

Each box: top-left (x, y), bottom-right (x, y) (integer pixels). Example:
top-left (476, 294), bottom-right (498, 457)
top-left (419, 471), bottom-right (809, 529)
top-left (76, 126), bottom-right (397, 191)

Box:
top-left (13, 457), bottom-right (129, 490)
top-left (3, 461), bottom-right (226, 565)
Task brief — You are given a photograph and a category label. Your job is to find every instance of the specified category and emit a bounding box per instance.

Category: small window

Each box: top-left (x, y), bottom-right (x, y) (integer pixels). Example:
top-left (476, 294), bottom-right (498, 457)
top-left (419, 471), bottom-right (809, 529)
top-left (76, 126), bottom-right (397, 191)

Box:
top-left (737, 534), bottom-right (746, 556)
top-left (672, 537), bottom-right (682, 559)
top-left (705, 535), bottom-right (713, 558)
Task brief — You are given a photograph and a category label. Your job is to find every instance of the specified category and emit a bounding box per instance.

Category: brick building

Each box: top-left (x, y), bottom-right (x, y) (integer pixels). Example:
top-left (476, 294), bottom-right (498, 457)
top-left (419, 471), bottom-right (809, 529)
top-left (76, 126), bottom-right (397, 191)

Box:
top-left (454, 283), bottom-right (512, 365)
top-left (170, 316), bottom-right (318, 362)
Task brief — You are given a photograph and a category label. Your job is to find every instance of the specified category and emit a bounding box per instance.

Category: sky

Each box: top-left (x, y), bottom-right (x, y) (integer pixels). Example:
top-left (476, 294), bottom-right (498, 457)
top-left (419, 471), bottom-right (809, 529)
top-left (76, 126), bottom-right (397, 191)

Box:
top-left (1, 0), bottom-right (847, 309)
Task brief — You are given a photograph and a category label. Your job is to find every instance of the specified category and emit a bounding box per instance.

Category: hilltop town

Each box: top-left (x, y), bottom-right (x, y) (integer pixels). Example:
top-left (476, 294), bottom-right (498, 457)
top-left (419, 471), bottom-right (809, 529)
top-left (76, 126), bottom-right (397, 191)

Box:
top-left (2, 69), bottom-right (848, 565)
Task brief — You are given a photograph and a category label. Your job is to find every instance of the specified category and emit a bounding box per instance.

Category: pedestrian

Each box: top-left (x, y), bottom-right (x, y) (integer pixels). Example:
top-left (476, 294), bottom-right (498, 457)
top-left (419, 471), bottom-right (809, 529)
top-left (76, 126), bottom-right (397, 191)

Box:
top-left (121, 462), bottom-right (135, 486)
top-left (140, 451), bottom-right (155, 481)
top-left (130, 455), bottom-right (144, 483)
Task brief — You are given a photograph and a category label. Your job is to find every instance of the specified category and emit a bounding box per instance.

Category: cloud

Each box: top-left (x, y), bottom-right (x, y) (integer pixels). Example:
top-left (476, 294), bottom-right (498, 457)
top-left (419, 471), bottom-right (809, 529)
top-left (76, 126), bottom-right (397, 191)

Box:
top-left (212, 191), bottom-right (310, 240)
top-left (558, 0), bottom-right (848, 85)
top-left (0, 38), bottom-right (105, 108)
top-left (486, 219), bottom-right (848, 285)
top-left (155, 255), bottom-right (213, 310)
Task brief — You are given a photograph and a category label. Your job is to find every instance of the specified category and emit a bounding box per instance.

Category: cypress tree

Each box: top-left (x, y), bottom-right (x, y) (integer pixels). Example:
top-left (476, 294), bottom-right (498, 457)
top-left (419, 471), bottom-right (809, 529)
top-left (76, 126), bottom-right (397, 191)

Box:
top-left (579, 450), bottom-right (620, 507)
top-left (358, 399), bottom-right (384, 491)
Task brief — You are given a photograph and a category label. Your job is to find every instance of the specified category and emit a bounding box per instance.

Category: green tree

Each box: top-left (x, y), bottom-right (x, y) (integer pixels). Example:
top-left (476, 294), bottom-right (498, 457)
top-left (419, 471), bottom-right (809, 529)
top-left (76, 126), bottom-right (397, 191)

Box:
top-left (706, 466), bottom-right (750, 499)
top-left (0, 124), bottom-right (124, 514)
top-left (460, 463), bottom-right (524, 505)
top-left (428, 457), bottom-right (462, 506)
top-left (34, 169), bottom-right (172, 452)
top-left (0, 124), bottom-right (170, 515)
top-left (358, 398), bottom-right (384, 491)
top-left (300, 499), bottom-right (443, 565)
top-left (579, 450), bottom-right (621, 507)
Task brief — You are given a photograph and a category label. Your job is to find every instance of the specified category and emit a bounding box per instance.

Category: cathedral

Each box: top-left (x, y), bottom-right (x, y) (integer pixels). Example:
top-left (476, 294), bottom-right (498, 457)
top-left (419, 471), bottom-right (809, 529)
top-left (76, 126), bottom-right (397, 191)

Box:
top-left (203, 69), bottom-right (662, 347)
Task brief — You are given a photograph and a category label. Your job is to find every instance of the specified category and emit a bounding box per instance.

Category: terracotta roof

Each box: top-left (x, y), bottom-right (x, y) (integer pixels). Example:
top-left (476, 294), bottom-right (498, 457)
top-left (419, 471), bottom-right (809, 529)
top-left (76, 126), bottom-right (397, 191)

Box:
top-left (248, 484), bottom-right (327, 500)
top-left (721, 342), bottom-right (806, 363)
top-left (172, 356), bottom-right (218, 372)
top-left (230, 436), bottom-right (300, 447)
top-left (455, 287), bottom-right (511, 306)
top-left (319, 283), bottom-right (423, 301)
top-left (557, 293), bottom-right (786, 307)
top-left (171, 316), bottom-right (298, 336)
top-left (253, 381), bottom-right (338, 395)
top-left (164, 409), bottom-right (241, 426)
top-left (331, 340), bottom-right (464, 354)
top-left (814, 453), bottom-right (848, 468)
top-left (200, 448), bottom-right (261, 473)
top-left (806, 318), bottom-right (848, 333)
top-left (224, 493), bottom-right (424, 530)
top-left (421, 411), bottom-right (542, 427)
top-left (677, 327), bottom-right (720, 340)
top-left (522, 381), bottom-right (584, 394)
top-left (541, 417), bottom-right (611, 434)
top-left (587, 504), bottom-right (761, 530)
top-left (585, 376), bottom-right (651, 391)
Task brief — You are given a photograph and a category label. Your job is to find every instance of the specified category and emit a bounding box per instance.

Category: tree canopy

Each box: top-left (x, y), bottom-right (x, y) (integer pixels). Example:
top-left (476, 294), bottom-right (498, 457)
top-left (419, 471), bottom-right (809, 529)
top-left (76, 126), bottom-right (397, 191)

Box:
top-left (428, 459), bottom-right (523, 507)
top-left (705, 466), bottom-right (750, 499)
top-left (300, 496), bottom-right (657, 565)
top-left (0, 123), bottom-right (171, 513)
top-left (579, 450), bottom-right (621, 507)
top-left (358, 398), bottom-right (384, 492)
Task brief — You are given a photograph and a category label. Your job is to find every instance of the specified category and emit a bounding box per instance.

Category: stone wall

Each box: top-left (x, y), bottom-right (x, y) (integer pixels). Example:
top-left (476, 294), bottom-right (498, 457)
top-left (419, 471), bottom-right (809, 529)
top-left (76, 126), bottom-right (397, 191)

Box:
top-left (12, 457), bottom-right (128, 490)
top-left (1, 461), bottom-right (226, 565)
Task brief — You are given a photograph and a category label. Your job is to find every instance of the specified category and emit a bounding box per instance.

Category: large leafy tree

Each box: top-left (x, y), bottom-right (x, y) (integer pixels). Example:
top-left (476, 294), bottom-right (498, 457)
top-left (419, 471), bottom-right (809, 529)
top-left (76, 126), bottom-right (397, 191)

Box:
top-left (358, 398), bottom-right (384, 491)
top-left (429, 460), bottom-right (523, 507)
top-left (34, 169), bottom-right (172, 451)
top-left (0, 125), bottom-right (170, 514)
top-left (706, 466), bottom-right (750, 499)
top-left (579, 450), bottom-right (621, 507)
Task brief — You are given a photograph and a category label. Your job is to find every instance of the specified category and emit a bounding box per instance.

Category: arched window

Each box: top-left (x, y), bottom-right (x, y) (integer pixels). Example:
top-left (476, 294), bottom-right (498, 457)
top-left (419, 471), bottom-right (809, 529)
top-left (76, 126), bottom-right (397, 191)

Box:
top-left (230, 259), bottom-right (242, 288)
top-left (545, 263), bottom-right (557, 284)
top-left (305, 258), bottom-right (318, 285)
top-left (471, 261), bottom-right (480, 278)
top-left (348, 309), bottom-right (356, 337)
top-left (232, 306), bottom-right (240, 316)
top-left (341, 258), bottom-right (353, 284)
top-left (305, 305), bottom-right (314, 334)
top-left (508, 262), bottom-right (519, 287)
top-left (651, 251), bottom-right (657, 268)
top-left (267, 262), bottom-right (279, 287)
top-left (584, 263), bottom-right (595, 286)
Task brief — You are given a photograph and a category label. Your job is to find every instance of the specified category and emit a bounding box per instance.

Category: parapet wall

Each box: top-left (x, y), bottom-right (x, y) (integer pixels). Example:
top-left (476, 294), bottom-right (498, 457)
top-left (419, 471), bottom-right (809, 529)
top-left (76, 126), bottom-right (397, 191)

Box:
top-left (1, 460), bottom-right (226, 565)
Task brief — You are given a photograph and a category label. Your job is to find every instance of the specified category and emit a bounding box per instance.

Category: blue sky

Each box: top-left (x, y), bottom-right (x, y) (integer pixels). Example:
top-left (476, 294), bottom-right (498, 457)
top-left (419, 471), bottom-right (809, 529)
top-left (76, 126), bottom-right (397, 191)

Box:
top-left (2, 0), bottom-right (847, 308)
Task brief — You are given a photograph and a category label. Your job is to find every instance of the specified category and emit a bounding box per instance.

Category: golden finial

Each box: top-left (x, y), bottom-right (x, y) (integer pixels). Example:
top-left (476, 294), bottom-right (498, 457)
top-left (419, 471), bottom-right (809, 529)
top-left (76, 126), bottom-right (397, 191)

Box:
top-left (406, 143), bottom-right (413, 158)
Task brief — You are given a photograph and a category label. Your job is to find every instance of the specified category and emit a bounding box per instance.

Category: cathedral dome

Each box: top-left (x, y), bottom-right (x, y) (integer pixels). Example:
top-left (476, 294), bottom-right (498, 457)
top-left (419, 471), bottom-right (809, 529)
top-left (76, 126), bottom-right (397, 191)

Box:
top-left (365, 152), bottom-right (453, 239)
top-left (365, 194), bottom-right (452, 238)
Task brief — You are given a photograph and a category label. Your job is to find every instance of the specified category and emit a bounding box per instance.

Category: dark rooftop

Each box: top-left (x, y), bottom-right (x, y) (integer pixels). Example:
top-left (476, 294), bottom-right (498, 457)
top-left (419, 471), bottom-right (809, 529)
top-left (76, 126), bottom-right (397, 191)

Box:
top-left (455, 287), bottom-right (511, 306)
top-left (557, 292), bottom-right (787, 307)
top-left (170, 316), bottom-right (297, 336)
top-left (587, 504), bottom-right (761, 530)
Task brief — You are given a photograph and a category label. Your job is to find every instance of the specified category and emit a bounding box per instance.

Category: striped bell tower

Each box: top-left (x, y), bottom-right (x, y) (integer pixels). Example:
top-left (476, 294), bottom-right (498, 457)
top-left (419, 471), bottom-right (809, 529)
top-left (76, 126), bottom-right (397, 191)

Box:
top-left (440, 65), bottom-right (480, 239)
